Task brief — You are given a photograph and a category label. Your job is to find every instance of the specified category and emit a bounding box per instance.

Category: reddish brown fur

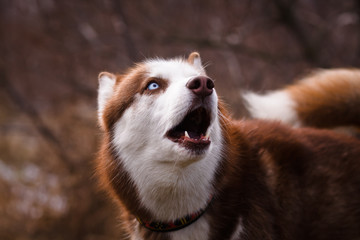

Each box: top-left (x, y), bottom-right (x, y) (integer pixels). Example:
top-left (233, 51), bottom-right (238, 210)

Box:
top-left (96, 62), bottom-right (360, 239)
top-left (288, 69), bottom-right (360, 129)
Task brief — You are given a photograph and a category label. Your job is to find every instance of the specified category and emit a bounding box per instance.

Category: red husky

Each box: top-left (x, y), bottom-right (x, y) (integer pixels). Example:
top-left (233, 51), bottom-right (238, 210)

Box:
top-left (96, 52), bottom-right (360, 240)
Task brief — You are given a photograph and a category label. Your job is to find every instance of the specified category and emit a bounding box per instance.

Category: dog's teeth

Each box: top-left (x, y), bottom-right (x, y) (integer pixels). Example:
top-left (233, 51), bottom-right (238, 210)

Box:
top-left (205, 130), bottom-right (210, 140)
top-left (185, 131), bottom-right (190, 138)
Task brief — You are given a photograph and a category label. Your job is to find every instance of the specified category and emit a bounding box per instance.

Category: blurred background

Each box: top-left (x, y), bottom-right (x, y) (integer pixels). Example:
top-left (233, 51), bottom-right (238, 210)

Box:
top-left (1, 0), bottom-right (359, 239)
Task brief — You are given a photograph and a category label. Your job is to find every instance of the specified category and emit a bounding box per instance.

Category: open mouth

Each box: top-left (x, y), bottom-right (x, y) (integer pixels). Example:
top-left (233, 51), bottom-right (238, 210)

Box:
top-left (166, 107), bottom-right (211, 152)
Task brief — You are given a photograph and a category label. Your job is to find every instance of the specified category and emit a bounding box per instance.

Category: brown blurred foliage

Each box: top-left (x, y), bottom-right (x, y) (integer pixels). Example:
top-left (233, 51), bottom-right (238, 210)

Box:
top-left (0, 0), bottom-right (359, 239)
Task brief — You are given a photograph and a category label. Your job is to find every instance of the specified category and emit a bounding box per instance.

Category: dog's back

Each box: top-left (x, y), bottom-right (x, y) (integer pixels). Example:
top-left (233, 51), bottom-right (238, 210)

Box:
top-left (215, 119), bottom-right (360, 239)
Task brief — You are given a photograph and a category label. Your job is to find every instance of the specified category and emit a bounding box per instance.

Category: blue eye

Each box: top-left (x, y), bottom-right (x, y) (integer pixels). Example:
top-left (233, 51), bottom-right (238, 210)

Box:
top-left (147, 82), bottom-right (159, 90)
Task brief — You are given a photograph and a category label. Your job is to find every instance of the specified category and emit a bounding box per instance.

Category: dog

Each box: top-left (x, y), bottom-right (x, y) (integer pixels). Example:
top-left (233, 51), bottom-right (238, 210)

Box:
top-left (96, 52), bottom-right (360, 240)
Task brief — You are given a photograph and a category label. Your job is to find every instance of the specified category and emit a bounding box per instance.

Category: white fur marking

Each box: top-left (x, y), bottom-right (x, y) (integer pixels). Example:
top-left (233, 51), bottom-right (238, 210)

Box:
top-left (243, 90), bottom-right (301, 127)
top-left (193, 56), bottom-right (203, 71)
top-left (230, 217), bottom-right (244, 240)
top-left (131, 222), bottom-right (144, 240)
top-left (98, 74), bottom-right (116, 128)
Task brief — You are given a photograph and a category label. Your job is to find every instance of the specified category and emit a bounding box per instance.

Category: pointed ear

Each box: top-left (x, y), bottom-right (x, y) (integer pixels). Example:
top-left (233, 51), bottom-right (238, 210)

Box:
top-left (98, 72), bottom-right (116, 130)
top-left (187, 52), bottom-right (205, 73)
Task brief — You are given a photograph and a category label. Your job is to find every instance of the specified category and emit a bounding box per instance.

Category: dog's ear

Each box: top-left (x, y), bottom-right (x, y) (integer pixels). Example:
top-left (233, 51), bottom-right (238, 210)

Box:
top-left (187, 52), bottom-right (205, 73)
top-left (98, 72), bottom-right (116, 130)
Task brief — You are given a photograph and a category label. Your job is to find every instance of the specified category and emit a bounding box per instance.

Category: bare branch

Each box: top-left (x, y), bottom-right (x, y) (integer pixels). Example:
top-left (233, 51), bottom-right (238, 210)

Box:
top-left (111, 0), bottom-right (140, 62)
top-left (272, 0), bottom-right (322, 66)
top-left (0, 68), bottom-right (75, 174)
top-left (160, 35), bottom-right (301, 63)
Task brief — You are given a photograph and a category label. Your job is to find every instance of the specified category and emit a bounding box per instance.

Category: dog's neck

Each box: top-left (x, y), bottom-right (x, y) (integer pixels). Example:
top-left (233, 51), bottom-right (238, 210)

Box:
top-left (128, 153), bottom-right (221, 222)
top-left (136, 192), bottom-right (214, 232)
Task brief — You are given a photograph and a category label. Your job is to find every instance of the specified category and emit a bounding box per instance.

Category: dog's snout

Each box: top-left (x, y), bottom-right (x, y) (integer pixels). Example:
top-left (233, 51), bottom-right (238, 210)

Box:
top-left (186, 77), bottom-right (214, 98)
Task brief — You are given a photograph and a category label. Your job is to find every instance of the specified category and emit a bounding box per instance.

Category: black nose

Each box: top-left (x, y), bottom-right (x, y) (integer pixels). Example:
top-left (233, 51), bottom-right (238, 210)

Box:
top-left (186, 76), bottom-right (214, 98)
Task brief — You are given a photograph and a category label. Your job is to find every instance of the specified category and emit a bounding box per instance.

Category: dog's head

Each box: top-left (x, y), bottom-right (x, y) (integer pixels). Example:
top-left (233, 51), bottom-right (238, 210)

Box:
top-left (98, 52), bottom-right (223, 167)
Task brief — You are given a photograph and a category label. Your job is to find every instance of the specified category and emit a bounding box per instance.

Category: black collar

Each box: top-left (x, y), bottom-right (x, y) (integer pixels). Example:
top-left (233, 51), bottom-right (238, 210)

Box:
top-left (136, 196), bottom-right (213, 232)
